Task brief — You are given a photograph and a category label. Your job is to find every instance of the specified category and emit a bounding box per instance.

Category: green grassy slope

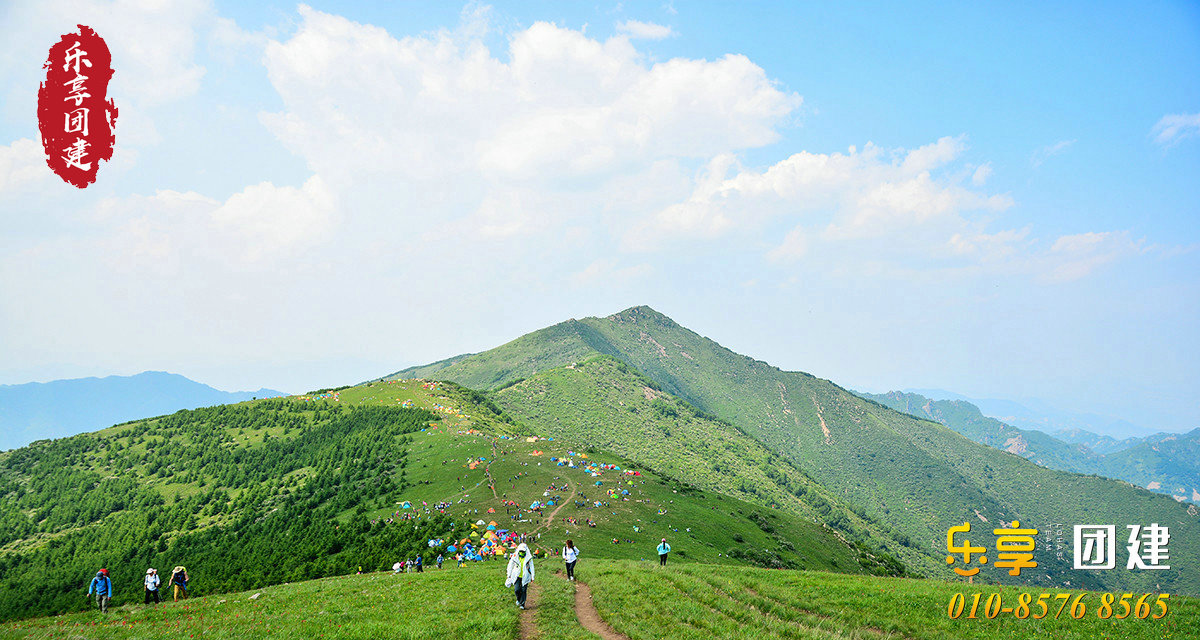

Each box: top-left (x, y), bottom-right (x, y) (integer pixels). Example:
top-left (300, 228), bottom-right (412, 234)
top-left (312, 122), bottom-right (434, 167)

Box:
top-left (4, 561), bottom-right (1195, 640)
top-left (492, 354), bottom-right (910, 575)
top-left (586, 560), bottom-right (1198, 640)
top-left (0, 379), bottom-right (871, 622)
top-left (384, 305), bottom-right (1200, 595)
top-left (317, 379), bottom-right (872, 572)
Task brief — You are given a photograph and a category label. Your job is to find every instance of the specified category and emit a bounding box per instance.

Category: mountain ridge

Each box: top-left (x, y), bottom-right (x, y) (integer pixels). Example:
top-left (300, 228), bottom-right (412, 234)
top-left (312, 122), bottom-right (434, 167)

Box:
top-left (0, 371), bottom-right (287, 451)
top-left (385, 304), bottom-right (1200, 595)
top-left (862, 390), bottom-right (1200, 504)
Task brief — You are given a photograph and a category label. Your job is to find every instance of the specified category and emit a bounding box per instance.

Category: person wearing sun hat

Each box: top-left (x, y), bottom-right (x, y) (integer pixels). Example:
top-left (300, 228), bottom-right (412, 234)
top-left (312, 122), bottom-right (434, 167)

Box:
top-left (143, 568), bottom-right (161, 604)
top-left (657, 538), bottom-right (671, 566)
top-left (169, 566), bottom-right (189, 601)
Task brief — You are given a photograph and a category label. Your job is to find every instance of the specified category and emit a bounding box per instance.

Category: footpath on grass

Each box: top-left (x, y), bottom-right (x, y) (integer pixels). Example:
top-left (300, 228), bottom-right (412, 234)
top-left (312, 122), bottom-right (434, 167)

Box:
top-left (568, 577), bottom-right (629, 640)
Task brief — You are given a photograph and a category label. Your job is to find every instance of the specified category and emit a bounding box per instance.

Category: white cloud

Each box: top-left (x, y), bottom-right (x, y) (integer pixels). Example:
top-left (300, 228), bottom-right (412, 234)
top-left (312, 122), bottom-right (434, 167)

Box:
top-left (211, 175), bottom-right (336, 262)
top-left (0, 138), bottom-right (48, 196)
top-left (1151, 112), bottom-right (1200, 147)
top-left (971, 163), bottom-right (992, 186)
top-left (1042, 230), bottom-right (1144, 283)
top-left (634, 136), bottom-right (1012, 252)
top-left (948, 227), bottom-right (1029, 263)
top-left (258, 6), bottom-right (799, 240)
top-left (2, 2), bottom-right (1178, 401)
top-left (81, 175), bottom-right (336, 273)
top-left (0, 0), bottom-right (210, 109)
top-left (766, 226), bottom-right (807, 263)
top-left (616, 19), bottom-right (674, 40)
top-left (1031, 139), bottom-right (1076, 168)
top-left (569, 258), bottom-right (652, 286)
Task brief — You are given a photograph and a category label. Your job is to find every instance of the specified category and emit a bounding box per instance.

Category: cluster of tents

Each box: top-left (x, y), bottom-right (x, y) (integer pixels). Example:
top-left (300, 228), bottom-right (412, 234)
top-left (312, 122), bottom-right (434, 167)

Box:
top-left (432, 403), bottom-right (467, 418)
top-left (428, 520), bottom-right (537, 561)
top-left (295, 391), bottom-right (341, 402)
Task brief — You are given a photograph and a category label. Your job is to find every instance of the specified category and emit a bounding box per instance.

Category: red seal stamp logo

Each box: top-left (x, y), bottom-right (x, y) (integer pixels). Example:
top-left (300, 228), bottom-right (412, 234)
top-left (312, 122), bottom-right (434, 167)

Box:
top-left (37, 25), bottom-right (118, 188)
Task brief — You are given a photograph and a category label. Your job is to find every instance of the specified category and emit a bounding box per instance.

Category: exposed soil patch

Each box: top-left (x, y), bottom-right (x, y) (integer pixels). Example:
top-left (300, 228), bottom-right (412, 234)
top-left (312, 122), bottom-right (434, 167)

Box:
top-left (812, 398), bottom-right (832, 444)
top-left (569, 577), bottom-right (630, 640)
top-left (518, 581), bottom-right (541, 639)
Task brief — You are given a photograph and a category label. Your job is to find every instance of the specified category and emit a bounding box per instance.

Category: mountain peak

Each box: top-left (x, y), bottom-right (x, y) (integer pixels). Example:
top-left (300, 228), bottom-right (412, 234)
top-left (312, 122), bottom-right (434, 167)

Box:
top-left (606, 305), bottom-right (677, 328)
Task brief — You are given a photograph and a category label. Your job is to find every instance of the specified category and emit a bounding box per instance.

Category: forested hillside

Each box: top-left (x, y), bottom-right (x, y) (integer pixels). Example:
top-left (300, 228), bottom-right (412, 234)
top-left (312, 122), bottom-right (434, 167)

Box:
top-left (0, 379), bottom-right (880, 622)
top-left (0, 401), bottom-right (447, 621)
top-left (388, 305), bottom-right (1200, 595)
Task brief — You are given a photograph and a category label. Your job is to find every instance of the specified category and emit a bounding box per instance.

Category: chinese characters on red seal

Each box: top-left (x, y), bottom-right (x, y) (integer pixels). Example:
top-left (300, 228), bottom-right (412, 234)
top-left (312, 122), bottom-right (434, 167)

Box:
top-left (37, 25), bottom-right (118, 188)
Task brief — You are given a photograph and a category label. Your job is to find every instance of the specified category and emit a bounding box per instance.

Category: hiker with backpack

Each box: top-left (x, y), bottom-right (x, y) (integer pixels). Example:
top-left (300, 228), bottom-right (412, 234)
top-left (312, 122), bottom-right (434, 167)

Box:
top-left (86, 569), bottom-right (113, 613)
top-left (657, 538), bottom-right (671, 566)
top-left (562, 540), bottom-right (580, 581)
top-left (504, 543), bottom-right (535, 610)
top-left (143, 568), bottom-right (160, 604)
top-left (436, 553), bottom-right (444, 569)
top-left (169, 566), bottom-right (189, 601)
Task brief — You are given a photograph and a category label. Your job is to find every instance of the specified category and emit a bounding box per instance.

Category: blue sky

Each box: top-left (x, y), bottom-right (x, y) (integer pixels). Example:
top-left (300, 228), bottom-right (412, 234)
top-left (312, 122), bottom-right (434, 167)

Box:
top-left (1, 1), bottom-right (1197, 435)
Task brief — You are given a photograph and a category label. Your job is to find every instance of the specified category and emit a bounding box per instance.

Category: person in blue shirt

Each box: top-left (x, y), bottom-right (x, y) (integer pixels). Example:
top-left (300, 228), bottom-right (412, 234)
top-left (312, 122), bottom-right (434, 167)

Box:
top-left (86, 569), bottom-right (113, 613)
top-left (657, 538), bottom-right (671, 566)
top-left (415, 555), bottom-right (424, 573)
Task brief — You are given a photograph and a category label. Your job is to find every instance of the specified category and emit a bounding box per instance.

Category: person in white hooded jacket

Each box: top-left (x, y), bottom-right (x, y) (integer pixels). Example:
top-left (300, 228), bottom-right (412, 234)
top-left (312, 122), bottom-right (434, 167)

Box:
top-left (504, 543), bottom-right (535, 609)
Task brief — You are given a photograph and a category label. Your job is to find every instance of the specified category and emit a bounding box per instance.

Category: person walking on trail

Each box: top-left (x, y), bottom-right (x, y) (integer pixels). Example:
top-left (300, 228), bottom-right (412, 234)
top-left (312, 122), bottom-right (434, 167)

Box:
top-left (657, 538), bottom-right (671, 566)
top-left (143, 568), bottom-right (160, 604)
top-left (505, 543), bottom-right (535, 610)
top-left (436, 553), bottom-right (444, 569)
top-left (392, 561), bottom-right (402, 574)
top-left (562, 540), bottom-right (580, 581)
top-left (86, 569), bottom-right (113, 613)
top-left (415, 555), bottom-right (424, 573)
top-left (169, 566), bottom-right (189, 601)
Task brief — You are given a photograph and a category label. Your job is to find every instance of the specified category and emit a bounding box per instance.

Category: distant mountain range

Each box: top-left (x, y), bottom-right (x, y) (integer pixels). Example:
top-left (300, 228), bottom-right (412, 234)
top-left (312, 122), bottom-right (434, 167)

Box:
top-left (0, 371), bottom-right (287, 451)
top-left (861, 390), bottom-right (1200, 504)
top-left (905, 388), bottom-right (1158, 443)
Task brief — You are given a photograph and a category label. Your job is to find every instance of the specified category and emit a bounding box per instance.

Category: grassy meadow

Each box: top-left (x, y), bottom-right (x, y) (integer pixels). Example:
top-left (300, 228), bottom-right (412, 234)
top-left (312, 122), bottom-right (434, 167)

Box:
top-left (3, 560), bottom-right (1194, 639)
